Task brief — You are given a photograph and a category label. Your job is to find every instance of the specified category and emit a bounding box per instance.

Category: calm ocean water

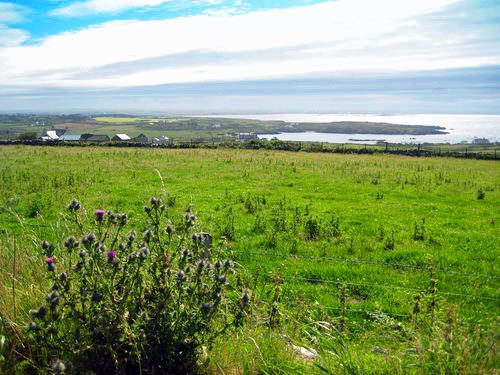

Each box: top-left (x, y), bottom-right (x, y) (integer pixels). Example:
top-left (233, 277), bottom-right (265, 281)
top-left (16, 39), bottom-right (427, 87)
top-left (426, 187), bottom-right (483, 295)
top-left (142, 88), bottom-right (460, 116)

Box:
top-left (201, 114), bottom-right (500, 144)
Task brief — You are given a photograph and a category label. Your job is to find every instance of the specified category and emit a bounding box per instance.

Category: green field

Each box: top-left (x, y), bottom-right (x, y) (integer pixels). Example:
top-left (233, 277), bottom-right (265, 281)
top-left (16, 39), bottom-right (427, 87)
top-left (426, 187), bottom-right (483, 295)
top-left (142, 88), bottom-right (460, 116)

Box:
top-left (0, 145), bottom-right (498, 374)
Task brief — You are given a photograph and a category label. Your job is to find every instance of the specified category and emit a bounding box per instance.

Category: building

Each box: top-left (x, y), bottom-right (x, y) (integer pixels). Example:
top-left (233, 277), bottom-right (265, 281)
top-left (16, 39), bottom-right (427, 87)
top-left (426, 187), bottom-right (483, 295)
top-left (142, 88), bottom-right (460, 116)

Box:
top-left (60, 134), bottom-right (82, 142)
top-left (237, 132), bottom-right (258, 141)
top-left (112, 134), bottom-right (131, 141)
top-left (472, 138), bottom-right (490, 144)
top-left (132, 133), bottom-right (149, 143)
top-left (41, 130), bottom-right (60, 141)
top-left (81, 134), bottom-right (110, 142)
top-left (152, 135), bottom-right (170, 144)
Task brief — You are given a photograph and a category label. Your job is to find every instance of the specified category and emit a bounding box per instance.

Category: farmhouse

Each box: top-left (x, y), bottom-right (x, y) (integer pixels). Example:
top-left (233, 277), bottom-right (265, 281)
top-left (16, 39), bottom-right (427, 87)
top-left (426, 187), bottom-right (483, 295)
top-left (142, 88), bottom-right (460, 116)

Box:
top-left (81, 134), bottom-right (110, 142)
top-left (112, 134), bottom-right (131, 141)
top-left (41, 130), bottom-right (60, 141)
top-left (132, 133), bottom-right (149, 143)
top-left (60, 134), bottom-right (82, 141)
top-left (152, 135), bottom-right (169, 144)
top-left (237, 132), bottom-right (258, 141)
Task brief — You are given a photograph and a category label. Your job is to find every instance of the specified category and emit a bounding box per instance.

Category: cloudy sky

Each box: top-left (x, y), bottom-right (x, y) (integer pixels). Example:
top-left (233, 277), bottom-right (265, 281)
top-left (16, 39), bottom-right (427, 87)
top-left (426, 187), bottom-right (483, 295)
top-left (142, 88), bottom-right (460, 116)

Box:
top-left (1, 0), bottom-right (499, 113)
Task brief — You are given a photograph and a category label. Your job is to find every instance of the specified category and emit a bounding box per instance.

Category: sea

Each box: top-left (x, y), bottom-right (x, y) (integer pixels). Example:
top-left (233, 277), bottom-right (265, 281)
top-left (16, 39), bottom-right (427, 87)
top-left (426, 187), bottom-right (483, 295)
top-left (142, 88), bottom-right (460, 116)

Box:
top-left (200, 114), bottom-right (500, 144)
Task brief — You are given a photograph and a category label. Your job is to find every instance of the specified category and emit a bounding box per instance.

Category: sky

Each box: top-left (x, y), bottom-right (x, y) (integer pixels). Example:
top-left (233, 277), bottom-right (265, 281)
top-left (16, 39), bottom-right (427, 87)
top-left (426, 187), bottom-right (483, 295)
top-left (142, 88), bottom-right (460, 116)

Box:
top-left (0, 0), bottom-right (499, 114)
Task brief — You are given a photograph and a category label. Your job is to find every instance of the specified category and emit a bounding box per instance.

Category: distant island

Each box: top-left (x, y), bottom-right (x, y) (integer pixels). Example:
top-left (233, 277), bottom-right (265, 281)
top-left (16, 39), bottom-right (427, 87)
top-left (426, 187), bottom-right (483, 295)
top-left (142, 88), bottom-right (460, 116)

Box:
top-left (273, 121), bottom-right (447, 135)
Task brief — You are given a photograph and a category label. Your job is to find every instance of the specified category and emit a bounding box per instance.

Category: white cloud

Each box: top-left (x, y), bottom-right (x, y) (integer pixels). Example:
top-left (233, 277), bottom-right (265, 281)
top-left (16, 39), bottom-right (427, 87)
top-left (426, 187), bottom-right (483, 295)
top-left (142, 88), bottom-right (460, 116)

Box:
top-left (0, 2), bottom-right (30, 23)
top-left (3, 0), bottom-right (497, 90)
top-left (0, 25), bottom-right (29, 46)
top-left (202, 6), bottom-right (242, 16)
top-left (0, 3), bottom-right (30, 47)
top-left (48, 0), bottom-right (229, 16)
top-left (50, 0), bottom-right (175, 17)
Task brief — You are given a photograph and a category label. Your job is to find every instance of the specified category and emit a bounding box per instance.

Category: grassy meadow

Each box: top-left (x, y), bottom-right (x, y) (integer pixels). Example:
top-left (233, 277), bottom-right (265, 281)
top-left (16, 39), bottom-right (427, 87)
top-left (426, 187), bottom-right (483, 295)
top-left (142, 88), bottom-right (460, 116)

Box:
top-left (0, 145), bottom-right (498, 374)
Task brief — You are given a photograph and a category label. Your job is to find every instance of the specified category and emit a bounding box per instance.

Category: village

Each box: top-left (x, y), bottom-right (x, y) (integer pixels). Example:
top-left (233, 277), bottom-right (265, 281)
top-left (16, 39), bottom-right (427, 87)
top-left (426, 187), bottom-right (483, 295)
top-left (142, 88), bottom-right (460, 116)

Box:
top-left (40, 129), bottom-right (169, 144)
top-left (37, 128), bottom-right (260, 144)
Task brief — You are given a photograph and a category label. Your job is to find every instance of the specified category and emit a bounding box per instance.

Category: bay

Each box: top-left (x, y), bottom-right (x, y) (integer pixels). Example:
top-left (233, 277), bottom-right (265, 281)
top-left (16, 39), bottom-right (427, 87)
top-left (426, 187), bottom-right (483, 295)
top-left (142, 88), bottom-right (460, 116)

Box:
top-left (201, 114), bottom-right (500, 144)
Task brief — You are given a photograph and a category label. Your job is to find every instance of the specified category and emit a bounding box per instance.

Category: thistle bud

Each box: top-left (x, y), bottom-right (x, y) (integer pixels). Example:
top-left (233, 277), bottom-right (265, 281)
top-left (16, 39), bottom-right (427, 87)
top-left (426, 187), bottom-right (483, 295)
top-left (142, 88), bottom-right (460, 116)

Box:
top-left (68, 199), bottom-right (81, 211)
top-left (52, 360), bottom-right (66, 374)
top-left (144, 206), bottom-right (151, 214)
top-left (201, 303), bottom-right (213, 315)
top-left (41, 240), bottom-right (51, 250)
top-left (166, 224), bottom-right (174, 235)
top-left (150, 197), bottom-right (161, 207)
top-left (107, 211), bottom-right (116, 224)
top-left (143, 230), bottom-right (152, 243)
top-left (59, 272), bottom-right (68, 282)
top-left (196, 260), bottom-right (205, 272)
top-left (241, 291), bottom-right (250, 305)
top-left (140, 247), bottom-right (150, 259)
top-left (82, 232), bottom-right (96, 246)
top-left (47, 290), bottom-right (59, 300)
top-left (117, 213), bottom-right (128, 226)
top-left (215, 260), bottom-right (222, 270)
top-left (92, 290), bottom-right (103, 303)
top-left (28, 322), bottom-right (38, 331)
top-left (50, 297), bottom-right (60, 308)
top-left (127, 230), bottom-right (136, 242)
top-left (37, 306), bottom-right (47, 318)
top-left (78, 250), bottom-right (87, 258)
top-left (217, 275), bottom-right (227, 284)
top-left (177, 271), bottom-right (186, 283)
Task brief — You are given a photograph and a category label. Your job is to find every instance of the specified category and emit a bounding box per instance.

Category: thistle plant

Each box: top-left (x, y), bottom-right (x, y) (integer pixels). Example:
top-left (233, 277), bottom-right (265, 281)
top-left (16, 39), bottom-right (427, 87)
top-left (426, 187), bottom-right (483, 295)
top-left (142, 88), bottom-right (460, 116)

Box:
top-left (27, 198), bottom-right (251, 375)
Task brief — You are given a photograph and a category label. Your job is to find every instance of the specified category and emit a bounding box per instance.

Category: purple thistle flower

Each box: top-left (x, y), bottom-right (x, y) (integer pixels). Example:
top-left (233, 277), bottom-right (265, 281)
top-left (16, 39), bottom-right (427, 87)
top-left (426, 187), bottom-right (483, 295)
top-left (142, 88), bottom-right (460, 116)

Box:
top-left (45, 258), bottom-right (55, 272)
top-left (95, 209), bottom-right (105, 222)
top-left (107, 251), bottom-right (117, 264)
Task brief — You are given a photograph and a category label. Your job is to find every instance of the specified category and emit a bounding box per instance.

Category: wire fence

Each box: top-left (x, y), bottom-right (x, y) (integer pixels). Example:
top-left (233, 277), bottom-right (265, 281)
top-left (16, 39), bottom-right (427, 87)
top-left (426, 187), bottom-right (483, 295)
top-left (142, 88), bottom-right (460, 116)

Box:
top-left (255, 298), bottom-right (498, 333)
top-left (0, 219), bottom-right (51, 228)
top-left (246, 271), bottom-right (500, 302)
top-left (232, 249), bottom-right (500, 280)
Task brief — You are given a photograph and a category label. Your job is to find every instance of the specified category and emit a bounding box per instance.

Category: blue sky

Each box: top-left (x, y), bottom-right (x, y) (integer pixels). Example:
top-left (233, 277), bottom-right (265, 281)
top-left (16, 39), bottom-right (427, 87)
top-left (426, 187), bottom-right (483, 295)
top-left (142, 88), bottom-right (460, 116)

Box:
top-left (1, 0), bottom-right (499, 113)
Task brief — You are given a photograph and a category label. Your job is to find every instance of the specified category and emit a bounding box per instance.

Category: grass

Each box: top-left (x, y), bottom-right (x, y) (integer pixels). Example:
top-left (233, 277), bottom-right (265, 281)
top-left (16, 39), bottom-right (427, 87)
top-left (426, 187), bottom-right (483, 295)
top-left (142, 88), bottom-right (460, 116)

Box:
top-left (0, 145), bottom-right (498, 374)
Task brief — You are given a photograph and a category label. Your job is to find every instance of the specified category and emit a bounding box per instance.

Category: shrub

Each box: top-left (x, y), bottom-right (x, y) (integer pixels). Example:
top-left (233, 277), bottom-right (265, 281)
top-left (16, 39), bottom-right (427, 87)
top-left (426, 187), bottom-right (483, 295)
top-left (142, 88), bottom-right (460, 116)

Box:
top-left (26, 198), bottom-right (251, 375)
top-left (304, 217), bottom-right (321, 241)
top-left (477, 188), bottom-right (485, 200)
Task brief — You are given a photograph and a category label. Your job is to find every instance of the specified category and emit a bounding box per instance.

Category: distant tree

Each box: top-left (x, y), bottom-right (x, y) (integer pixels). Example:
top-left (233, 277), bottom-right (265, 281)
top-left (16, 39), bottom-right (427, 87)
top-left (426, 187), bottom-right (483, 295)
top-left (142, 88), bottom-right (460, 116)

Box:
top-left (18, 132), bottom-right (38, 140)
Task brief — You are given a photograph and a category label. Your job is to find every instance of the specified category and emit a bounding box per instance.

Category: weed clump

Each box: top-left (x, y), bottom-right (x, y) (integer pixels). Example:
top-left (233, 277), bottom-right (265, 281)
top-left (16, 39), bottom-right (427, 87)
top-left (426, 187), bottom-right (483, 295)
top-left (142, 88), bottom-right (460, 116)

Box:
top-left (26, 198), bottom-right (251, 375)
top-left (477, 188), bottom-right (485, 200)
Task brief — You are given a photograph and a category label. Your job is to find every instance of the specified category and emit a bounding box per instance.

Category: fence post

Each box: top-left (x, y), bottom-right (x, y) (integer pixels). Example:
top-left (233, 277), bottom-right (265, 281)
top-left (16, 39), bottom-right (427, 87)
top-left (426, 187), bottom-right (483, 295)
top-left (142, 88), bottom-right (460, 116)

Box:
top-left (12, 236), bottom-right (17, 320)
